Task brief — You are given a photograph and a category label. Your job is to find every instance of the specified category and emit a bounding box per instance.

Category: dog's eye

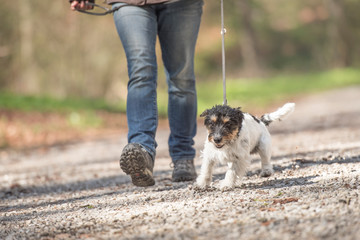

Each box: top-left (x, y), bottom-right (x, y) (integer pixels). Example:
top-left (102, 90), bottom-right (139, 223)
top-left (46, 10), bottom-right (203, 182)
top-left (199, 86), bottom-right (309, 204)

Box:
top-left (205, 119), bottom-right (216, 128)
top-left (224, 121), bottom-right (237, 130)
top-left (224, 121), bottom-right (232, 127)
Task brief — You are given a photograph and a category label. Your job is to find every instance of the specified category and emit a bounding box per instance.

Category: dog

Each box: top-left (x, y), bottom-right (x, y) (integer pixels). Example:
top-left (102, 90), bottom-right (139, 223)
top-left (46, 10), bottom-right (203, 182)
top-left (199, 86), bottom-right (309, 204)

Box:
top-left (196, 103), bottom-right (295, 190)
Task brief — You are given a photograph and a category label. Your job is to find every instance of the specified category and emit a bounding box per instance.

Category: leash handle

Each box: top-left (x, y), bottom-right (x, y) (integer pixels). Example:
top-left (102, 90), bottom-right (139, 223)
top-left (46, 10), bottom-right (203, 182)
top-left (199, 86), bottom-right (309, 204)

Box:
top-left (76, 2), bottom-right (109, 15)
top-left (221, 0), bottom-right (227, 105)
top-left (74, 2), bottom-right (124, 16)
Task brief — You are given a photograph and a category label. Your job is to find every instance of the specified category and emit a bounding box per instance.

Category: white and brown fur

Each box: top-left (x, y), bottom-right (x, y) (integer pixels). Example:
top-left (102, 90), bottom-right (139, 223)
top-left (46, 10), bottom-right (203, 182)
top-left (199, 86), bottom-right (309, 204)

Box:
top-left (196, 103), bottom-right (295, 190)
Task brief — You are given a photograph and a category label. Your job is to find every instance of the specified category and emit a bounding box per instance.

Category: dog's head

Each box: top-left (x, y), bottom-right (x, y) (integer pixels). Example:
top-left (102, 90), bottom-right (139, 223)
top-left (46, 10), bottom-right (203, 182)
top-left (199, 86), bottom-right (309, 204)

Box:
top-left (200, 105), bottom-right (244, 148)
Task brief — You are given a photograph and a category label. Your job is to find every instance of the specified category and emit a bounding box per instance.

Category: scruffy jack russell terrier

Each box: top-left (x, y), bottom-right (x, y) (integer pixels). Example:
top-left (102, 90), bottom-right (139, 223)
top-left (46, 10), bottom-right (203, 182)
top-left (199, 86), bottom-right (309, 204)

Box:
top-left (196, 103), bottom-right (295, 190)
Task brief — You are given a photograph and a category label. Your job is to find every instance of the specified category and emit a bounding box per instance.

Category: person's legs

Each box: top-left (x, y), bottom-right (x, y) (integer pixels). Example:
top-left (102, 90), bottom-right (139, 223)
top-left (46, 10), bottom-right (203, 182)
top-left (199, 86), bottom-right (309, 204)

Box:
top-left (113, 3), bottom-right (158, 186)
top-left (157, 0), bottom-right (203, 181)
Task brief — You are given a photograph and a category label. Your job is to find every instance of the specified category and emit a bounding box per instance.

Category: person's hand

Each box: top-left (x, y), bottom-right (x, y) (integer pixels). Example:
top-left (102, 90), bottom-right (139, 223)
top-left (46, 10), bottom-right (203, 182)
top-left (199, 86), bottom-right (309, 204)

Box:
top-left (70, 0), bottom-right (94, 11)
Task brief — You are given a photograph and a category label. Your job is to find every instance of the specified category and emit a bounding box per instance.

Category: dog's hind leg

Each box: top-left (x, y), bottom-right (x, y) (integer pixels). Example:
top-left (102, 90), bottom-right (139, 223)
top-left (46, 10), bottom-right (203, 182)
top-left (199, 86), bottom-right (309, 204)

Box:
top-left (196, 158), bottom-right (215, 188)
top-left (258, 134), bottom-right (274, 177)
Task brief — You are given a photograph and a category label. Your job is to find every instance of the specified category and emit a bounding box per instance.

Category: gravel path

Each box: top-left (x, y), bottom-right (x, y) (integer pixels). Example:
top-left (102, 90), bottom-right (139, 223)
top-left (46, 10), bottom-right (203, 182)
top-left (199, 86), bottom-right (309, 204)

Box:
top-left (1, 86), bottom-right (360, 240)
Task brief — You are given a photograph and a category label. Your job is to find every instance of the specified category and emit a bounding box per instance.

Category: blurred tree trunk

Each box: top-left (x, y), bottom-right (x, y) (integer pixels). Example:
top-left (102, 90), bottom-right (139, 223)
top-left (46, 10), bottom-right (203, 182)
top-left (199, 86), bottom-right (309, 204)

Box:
top-left (325, 0), bottom-right (352, 67)
top-left (19, 0), bottom-right (38, 93)
top-left (237, 0), bottom-right (263, 77)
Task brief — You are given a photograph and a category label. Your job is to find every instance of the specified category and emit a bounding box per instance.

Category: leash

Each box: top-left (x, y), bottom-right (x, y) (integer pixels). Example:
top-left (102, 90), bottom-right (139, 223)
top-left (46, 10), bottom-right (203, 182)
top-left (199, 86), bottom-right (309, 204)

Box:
top-left (220, 0), bottom-right (227, 106)
top-left (71, 1), bottom-right (125, 16)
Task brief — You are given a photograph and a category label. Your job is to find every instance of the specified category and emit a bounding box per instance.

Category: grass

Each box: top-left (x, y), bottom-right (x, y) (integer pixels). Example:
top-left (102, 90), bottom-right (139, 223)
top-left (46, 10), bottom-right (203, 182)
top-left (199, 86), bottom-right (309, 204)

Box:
top-left (1, 68), bottom-right (359, 149)
top-left (0, 93), bottom-right (122, 113)
top-left (196, 68), bottom-right (360, 113)
top-left (0, 94), bottom-right (123, 130)
top-left (1, 68), bottom-right (359, 117)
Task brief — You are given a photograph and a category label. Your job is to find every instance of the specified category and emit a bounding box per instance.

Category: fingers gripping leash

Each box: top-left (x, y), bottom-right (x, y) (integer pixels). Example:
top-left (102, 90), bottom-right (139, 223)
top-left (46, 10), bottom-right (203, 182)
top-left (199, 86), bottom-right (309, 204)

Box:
top-left (69, 0), bottom-right (125, 16)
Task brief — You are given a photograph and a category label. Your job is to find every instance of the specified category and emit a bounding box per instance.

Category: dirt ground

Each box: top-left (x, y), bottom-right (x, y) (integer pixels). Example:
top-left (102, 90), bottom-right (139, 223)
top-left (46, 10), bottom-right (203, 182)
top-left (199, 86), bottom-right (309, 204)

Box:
top-left (1, 86), bottom-right (360, 240)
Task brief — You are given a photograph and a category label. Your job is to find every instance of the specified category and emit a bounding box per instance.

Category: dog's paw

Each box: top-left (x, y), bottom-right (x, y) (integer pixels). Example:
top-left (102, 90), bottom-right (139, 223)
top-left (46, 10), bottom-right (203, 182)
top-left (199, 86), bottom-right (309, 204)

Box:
top-left (195, 177), bottom-right (211, 189)
top-left (219, 180), bottom-right (234, 191)
top-left (191, 183), bottom-right (216, 192)
top-left (220, 186), bottom-right (233, 192)
top-left (260, 168), bottom-right (274, 177)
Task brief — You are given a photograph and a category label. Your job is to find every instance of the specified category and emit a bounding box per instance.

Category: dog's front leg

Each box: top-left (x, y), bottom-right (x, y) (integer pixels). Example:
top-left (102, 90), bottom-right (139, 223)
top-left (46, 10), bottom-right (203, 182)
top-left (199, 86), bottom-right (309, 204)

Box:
top-left (196, 157), bottom-right (215, 188)
top-left (220, 162), bottom-right (236, 190)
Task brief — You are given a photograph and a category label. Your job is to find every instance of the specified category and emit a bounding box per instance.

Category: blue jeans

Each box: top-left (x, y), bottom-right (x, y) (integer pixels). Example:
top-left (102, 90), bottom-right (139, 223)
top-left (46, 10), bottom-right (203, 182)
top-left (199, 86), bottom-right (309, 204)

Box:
top-left (112, 0), bottom-right (203, 162)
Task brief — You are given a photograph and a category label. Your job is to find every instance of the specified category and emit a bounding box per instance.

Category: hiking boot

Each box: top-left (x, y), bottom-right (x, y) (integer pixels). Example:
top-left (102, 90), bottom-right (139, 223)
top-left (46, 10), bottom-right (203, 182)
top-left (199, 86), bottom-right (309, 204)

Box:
top-left (172, 159), bottom-right (197, 182)
top-left (120, 143), bottom-right (155, 187)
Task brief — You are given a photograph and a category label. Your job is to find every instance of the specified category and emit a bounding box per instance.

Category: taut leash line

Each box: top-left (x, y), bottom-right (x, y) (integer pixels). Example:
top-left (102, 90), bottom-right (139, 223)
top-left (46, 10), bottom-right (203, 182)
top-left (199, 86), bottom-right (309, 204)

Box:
top-left (220, 0), bottom-right (227, 106)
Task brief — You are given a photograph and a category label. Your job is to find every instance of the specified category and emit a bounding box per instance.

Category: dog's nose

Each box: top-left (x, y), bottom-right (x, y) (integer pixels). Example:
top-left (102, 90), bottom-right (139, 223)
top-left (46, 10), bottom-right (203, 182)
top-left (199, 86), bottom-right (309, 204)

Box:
top-left (214, 137), bottom-right (222, 144)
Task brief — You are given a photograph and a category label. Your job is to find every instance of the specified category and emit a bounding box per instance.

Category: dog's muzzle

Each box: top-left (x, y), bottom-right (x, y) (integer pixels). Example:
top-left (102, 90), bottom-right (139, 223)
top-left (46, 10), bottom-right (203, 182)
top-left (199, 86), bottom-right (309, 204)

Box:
top-left (213, 137), bottom-right (224, 148)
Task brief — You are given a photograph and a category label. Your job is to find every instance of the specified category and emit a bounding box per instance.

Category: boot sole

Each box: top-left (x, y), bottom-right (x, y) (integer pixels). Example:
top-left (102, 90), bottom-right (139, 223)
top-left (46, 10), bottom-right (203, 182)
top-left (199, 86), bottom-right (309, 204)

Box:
top-left (120, 144), bottom-right (155, 187)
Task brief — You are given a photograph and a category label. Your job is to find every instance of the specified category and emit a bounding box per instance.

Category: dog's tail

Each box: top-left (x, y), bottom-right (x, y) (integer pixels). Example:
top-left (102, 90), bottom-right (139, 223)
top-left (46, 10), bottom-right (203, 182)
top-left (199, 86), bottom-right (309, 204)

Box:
top-left (260, 103), bottom-right (295, 126)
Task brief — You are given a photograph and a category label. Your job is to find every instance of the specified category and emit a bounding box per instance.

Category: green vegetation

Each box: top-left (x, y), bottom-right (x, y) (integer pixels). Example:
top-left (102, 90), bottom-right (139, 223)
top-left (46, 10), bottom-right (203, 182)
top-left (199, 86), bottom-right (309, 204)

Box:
top-left (1, 68), bottom-right (359, 117)
top-left (0, 93), bottom-right (122, 129)
top-left (197, 68), bottom-right (360, 112)
top-left (67, 111), bottom-right (103, 129)
top-left (0, 93), bottom-right (122, 113)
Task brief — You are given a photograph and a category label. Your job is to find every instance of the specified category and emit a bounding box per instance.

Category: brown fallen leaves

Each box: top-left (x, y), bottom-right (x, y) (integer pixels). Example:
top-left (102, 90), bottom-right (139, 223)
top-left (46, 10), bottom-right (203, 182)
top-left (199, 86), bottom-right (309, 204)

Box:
top-left (258, 197), bottom-right (299, 226)
top-left (258, 197), bottom-right (300, 213)
top-left (272, 197), bottom-right (299, 205)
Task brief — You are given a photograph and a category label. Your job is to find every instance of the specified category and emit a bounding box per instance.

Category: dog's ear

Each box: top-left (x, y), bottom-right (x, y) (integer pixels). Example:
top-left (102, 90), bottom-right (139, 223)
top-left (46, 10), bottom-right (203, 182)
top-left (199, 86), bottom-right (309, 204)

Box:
top-left (235, 107), bottom-right (244, 120)
top-left (200, 109), bottom-right (209, 117)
